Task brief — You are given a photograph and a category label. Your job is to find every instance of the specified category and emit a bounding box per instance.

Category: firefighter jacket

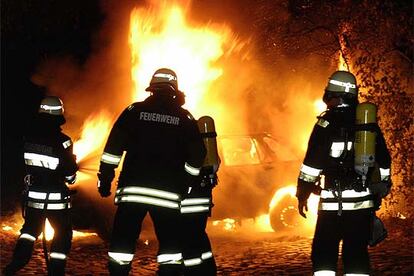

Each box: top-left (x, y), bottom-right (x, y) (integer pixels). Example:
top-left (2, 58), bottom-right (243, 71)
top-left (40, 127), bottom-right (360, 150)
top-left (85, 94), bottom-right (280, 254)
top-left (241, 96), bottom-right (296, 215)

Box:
top-left (297, 106), bottom-right (391, 212)
top-left (98, 94), bottom-right (207, 209)
top-left (23, 115), bottom-right (78, 210)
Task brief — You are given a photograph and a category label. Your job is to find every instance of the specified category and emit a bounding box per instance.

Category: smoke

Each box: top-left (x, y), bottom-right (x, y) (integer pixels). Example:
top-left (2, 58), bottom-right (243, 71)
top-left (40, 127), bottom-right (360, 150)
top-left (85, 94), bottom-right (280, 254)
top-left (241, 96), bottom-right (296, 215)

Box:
top-left (28, 0), bottom-right (335, 234)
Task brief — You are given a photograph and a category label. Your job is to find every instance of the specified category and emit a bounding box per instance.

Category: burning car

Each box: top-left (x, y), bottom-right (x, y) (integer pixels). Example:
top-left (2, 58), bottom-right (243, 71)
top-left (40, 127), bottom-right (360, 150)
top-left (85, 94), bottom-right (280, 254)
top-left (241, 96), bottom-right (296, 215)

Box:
top-left (212, 132), bottom-right (304, 232)
top-left (69, 131), bottom-right (305, 239)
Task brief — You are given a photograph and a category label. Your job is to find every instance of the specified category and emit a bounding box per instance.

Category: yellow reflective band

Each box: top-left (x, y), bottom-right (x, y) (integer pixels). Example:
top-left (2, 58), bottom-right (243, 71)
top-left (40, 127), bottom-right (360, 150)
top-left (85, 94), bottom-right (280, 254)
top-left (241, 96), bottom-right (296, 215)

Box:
top-left (180, 206), bottom-right (210, 214)
top-left (101, 152), bottom-right (122, 165)
top-left (317, 118), bottom-right (329, 128)
top-left (184, 162), bottom-right (201, 176)
top-left (329, 79), bottom-right (356, 92)
top-left (20, 233), bottom-right (36, 242)
top-left (108, 252), bottom-right (134, 265)
top-left (201, 251), bottom-right (213, 260)
top-left (319, 200), bottom-right (374, 211)
top-left (320, 189), bottom-right (371, 199)
top-left (50, 252), bottom-right (67, 260)
top-left (300, 164), bottom-right (322, 177)
top-left (157, 253), bottom-right (183, 264)
top-left (314, 271), bottom-right (336, 276)
top-left (24, 153), bottom-right (59, 170)
top-left (181, 198), bottom-right (210, 206)
top-left (62, 139), bottom-right (72, 149)
top-left (118, 187), bottom-right (180, 200)
top-left (115, 195), bottom-right (179, 209)
top-left (183, 258), bottom-right (202, 267)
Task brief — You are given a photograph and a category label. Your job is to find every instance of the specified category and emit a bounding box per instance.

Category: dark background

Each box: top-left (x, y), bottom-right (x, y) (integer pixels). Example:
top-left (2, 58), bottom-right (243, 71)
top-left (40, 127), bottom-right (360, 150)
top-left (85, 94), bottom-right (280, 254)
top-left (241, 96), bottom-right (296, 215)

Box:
top-left (1, 0), bottom-right (105, 211)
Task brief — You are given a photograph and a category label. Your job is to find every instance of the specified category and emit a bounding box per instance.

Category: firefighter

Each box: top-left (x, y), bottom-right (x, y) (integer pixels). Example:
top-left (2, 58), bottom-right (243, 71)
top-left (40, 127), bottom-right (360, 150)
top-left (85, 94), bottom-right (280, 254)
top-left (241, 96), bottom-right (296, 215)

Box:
top-left (178, 106), bottom-right (219, 273)
top-left (3, 96), bottom-right (79, 276)
top-left (296, 70), bottom-right (392, 275)
top-left (97, 68), bottom-right (206, 276)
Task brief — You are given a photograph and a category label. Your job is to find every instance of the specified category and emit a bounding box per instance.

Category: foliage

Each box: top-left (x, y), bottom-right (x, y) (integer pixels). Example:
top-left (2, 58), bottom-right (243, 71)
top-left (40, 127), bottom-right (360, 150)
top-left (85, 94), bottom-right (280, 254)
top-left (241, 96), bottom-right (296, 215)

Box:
top-left (253, 0), bottom-right (414, 217)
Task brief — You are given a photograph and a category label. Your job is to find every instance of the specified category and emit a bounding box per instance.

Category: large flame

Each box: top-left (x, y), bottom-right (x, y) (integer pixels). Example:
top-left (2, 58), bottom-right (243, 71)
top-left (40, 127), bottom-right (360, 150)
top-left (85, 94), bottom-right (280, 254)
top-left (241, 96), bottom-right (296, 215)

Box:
top-left (73, 112), bottom-right (113, 163)
top-left (129, 1), bottom-right (238, 120)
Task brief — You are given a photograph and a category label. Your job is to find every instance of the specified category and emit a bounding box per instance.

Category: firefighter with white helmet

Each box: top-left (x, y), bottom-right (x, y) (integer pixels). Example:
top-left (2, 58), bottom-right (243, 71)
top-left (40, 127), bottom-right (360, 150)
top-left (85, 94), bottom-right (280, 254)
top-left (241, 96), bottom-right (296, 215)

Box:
top-left (3, 96), bottom-right (78, 276)
top-left (179, 113), bottom-right (219, 275)
top-left (97, 68), bottom-right (206, 276)
top-left (296, 70), bottom-right (392, 275)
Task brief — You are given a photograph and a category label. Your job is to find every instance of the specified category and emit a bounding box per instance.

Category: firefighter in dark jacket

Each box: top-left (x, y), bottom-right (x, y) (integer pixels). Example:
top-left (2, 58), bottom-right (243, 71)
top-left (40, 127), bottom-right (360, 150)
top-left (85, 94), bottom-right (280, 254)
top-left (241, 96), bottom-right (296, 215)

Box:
top-left (3, 96), bottom-right (79, 276)
top-left (97, 68), bottom-right (206, 276)
top-left (177, 93), bottom-right (219, 275)
top-left (296, 71), bottom-right (391, 276)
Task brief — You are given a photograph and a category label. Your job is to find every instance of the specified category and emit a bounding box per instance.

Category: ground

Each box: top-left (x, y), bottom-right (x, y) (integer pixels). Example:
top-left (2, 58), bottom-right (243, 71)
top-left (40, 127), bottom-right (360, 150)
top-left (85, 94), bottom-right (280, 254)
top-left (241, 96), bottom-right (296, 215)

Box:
top-left (0, 215), bottom-right (412, 275)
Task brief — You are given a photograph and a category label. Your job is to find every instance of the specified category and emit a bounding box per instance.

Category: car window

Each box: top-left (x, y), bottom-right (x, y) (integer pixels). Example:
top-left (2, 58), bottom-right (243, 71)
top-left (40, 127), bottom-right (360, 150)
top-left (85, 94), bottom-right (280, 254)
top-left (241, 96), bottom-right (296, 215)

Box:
top-left (263, 137), bottom-right (298, 162)
top-left (220, 137), bottom-right (260, 166)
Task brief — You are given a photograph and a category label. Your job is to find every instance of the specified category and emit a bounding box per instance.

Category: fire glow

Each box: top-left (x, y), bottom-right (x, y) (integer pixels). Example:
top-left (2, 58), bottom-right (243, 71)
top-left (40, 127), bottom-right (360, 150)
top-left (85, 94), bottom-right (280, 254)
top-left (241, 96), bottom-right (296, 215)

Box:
top-left (128, 2), bottom-right (239, 119)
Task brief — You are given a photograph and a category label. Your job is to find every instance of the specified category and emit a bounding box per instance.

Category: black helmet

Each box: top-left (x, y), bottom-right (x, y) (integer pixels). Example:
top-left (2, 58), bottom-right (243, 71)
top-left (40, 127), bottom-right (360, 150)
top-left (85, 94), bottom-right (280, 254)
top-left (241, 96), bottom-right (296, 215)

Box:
top-left (145, 68), bottom-right (178, 93)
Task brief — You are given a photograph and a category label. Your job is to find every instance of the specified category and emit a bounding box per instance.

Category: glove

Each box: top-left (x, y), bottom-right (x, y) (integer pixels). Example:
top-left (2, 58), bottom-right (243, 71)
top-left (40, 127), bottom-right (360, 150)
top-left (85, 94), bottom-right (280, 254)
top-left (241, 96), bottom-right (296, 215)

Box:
top-left (98, 184), bottom-right (111, 197)
top-left (97, 171), bottom-right (114, 198)
top-left (296, 178), bottom-right (320, 219)
top-left (65, 174), bottom-right (77, 185)
top-left (298, 200), bottom-right (308, 218)
top-left (370, 181), bottom-right (391, 198)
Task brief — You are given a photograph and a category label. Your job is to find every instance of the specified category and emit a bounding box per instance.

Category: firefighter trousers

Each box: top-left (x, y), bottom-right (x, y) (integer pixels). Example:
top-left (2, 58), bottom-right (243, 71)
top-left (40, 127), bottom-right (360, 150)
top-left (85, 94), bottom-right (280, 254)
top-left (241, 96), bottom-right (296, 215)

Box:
top-left (108, 203), bottom-right (183, 276)
top-left (311, 209), bottom-right (372, 275)
top-left (181, 212), bottom-right (216, 276)
top-left (3, 207), bottom-right (72, 276)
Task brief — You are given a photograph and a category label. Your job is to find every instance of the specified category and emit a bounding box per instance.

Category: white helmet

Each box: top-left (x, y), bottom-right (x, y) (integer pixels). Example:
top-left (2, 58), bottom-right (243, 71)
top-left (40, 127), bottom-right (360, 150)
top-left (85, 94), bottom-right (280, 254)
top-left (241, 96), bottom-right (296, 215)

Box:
top-left (39, 96), bottom-right (64, 115)
top-left (323, 71), bottom-right (358, 105)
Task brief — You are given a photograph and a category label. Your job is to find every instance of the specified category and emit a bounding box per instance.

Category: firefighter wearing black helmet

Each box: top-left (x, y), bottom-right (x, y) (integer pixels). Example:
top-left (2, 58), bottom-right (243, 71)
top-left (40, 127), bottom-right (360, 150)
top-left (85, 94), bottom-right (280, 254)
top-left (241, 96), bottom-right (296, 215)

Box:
top-left (296, 71), bottom-right (392, 275)
top-left (3, 96), bottom-right (79, 276)
top-left (97, 68), bottom-right (206, 276)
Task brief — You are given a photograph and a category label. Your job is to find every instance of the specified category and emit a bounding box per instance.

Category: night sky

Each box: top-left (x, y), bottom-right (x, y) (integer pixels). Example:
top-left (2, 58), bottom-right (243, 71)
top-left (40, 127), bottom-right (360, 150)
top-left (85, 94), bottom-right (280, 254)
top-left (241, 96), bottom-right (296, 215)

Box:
top-left (1, 0), bottom-right (105, 210)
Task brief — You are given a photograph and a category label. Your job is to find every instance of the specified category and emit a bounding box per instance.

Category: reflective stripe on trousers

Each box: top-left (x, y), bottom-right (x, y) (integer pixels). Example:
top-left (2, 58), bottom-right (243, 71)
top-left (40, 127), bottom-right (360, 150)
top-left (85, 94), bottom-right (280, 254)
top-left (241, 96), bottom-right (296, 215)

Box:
top-left (157, 253), bottom-right (183, 265)
top-left (183, 251), bottom-right (213, 267)
top-left (314, 272), bottom-right (369, 276)
top-left (108, 252), bottom-right (134, 265)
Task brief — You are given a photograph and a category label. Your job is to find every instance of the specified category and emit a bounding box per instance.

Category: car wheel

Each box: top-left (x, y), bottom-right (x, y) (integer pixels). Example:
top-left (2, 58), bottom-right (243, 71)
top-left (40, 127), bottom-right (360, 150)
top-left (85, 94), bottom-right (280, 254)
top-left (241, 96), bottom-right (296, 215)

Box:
top-left (269, 194), bottom-right (301, 232)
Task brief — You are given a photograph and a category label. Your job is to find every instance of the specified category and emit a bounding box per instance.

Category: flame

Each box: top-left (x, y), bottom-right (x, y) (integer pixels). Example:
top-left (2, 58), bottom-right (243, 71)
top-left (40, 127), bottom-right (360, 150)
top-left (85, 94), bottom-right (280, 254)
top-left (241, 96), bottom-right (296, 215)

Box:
top-left (73, 112), bottom-right (113, 163)
top-left (269, 185), bottom-right (318, 230)
top-left (338, 51), bottom-right (348, 71)
top-left (212, 218), bottom-right (236, 231)
top-left (129, 1), bottom-right (239, 119)
top-left (41, 218), bottom-right (55, 241)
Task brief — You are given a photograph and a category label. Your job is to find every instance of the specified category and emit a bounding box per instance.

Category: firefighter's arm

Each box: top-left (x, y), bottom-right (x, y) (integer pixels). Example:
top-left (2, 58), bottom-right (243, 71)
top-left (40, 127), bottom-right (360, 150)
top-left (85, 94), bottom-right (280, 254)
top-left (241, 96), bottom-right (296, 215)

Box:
top-left (97, 110), bottom-right (129, 197)
top-left (296, 121), bottom-right (327, 218)
top-left (60, 137), bottom-right (79, 185)
top-left (183, 115), bottom-right (207, 190)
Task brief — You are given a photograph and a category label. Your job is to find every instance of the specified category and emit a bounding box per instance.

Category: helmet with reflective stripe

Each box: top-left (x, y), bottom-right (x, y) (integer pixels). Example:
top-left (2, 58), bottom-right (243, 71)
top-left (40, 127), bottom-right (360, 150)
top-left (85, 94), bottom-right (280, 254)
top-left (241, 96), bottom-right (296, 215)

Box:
top-left (325, 70), bottom-right (358, 95)
top-left (323, 71), bottom-right (358, 105)
top-left (39, 96), bottom-right (64, 115)
top-left (145, 68), bottom-right (178, 93)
